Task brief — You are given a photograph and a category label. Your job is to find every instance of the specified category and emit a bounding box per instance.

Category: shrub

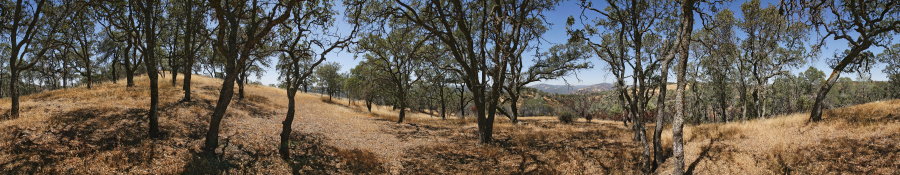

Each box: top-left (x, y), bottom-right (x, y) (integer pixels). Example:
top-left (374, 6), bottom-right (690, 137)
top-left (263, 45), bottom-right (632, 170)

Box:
top-left (557, 111), bottom-right (575, 124)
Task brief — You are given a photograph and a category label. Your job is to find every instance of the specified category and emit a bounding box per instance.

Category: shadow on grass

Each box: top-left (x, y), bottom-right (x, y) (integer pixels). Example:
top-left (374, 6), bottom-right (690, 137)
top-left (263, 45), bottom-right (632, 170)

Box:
top-left (0, 107), bottom-right (158, 173)
top-left (281, 132), bottom-right (386, 175)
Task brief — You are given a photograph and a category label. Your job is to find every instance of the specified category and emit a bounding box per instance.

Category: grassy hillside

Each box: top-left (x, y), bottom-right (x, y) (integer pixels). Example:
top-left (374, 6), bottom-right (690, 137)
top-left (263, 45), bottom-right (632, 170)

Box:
top-left (0, 74), bottom-right (897, 174)
top-left (0, 74), bottom-right (385, 174)
top-left (349, 97), bottom-right (900, 174)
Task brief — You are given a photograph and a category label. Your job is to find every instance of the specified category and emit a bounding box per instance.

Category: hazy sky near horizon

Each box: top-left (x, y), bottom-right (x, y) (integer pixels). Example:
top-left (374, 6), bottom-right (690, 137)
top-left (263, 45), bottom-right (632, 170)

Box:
top-left (253, 0), bottom-right (893, 86)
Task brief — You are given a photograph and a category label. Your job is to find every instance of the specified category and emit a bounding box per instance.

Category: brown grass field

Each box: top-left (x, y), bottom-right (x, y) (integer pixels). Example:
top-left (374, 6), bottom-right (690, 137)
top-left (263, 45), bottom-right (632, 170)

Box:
top-left (0, 74), bottom-right (897, 174)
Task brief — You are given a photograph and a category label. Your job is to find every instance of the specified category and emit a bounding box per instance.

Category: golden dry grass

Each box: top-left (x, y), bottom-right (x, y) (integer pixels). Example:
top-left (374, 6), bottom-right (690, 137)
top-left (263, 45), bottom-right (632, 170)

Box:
top-left (0, 74), bottom-right (387, 174)
top-left (342, 94), bottom-right (900, 174)
top-left (0, 72), bottom-right (897, 174)
top-left (656, 100), bottom-right (900, 174)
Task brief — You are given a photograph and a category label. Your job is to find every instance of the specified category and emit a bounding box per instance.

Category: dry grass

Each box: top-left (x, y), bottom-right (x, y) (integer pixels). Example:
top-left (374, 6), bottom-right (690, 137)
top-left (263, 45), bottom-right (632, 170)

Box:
top-left (0, 74), bottom-right (386, 174)
top-left (340, 94), bottom-right (900, 174)
top-left (1, 73), bottom-right (897, 174)
top-left (656, 100), bottom-right (900, 174)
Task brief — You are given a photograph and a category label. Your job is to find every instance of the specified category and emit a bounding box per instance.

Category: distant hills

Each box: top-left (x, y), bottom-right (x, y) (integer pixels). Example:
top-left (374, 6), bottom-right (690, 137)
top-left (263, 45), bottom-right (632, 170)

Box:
top-left (529, 83), bottom-right (614, 94)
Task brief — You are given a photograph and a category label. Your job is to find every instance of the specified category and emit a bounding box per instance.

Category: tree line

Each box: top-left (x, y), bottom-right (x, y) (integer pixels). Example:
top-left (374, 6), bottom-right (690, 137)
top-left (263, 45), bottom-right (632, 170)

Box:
top-left (1, 0), bottom-right (897, 174)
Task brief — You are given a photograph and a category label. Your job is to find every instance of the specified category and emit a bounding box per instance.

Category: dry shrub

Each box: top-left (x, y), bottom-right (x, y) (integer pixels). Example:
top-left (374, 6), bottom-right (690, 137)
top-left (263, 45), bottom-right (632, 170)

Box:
top-left (557, 111), bottom-right (575, 124)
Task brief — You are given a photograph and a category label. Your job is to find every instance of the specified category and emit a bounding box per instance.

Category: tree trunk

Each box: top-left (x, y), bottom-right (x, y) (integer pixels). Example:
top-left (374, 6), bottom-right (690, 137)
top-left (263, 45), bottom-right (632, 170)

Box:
top-left (63, 60), bottom-right (69, 88)
top-left (366, 99), bottom-right (373, 112)
top-left (280, 88), bottom-right (297, 158)
top-left (85, 59), bottom-right (93, 89)
top-left (672, 1), bottom-right (694, 174)
top-left (238, 70), bottom-right (246, 100)
top-left (111, 56), bottom-right (118, 83)
top-left (126, 46), bottom-right (136, 87)
top-left (171, 66), bottom-right (178, 86)
top-left (203, 67), bottom-right (238, 155)
top-left (143, 0), bottom-right (160, 139)
top-left (397, 87), bottom-right (407, 123)
top-left (458, 87), bottom-right (466, 118)
top-left (509, 95), bottom-right (519, 124)
top-left (474, 88), bottom-right (493, 143)
top-left (9, 68), bottom-right (19, 118)
top-left (810, 42), bottom-right (869, 122)
top-left (181, 5), bottom-right (194, 101)
top-left (439, 87), bottom-right (447, 120)
top-left (653, 57), bottom-right (672, 167)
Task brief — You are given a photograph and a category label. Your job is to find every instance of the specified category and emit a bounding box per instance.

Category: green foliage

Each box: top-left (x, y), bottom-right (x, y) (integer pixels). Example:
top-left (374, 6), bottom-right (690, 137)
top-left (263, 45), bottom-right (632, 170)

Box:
top-left (315, 62), bottom-right (343, 97)
top-left (556, 111), bottom-right (575, 124)
top-left (520, 97), bottom-right (553, 116)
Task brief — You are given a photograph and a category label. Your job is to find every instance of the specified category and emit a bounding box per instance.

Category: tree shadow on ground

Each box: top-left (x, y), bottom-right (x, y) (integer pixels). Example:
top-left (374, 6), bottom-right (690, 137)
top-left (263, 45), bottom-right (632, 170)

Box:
top-left (282, 132), bottom-right (385, 175)
top-left (400, 121), bottom-right (644, 174)
top-left (0, 107), bottom-right (158, 173)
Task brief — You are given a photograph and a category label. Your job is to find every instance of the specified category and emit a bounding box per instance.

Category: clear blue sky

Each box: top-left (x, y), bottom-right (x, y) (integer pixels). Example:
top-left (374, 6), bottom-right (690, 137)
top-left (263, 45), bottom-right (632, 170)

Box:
top-left (254, 0), bottom-right (892, 86)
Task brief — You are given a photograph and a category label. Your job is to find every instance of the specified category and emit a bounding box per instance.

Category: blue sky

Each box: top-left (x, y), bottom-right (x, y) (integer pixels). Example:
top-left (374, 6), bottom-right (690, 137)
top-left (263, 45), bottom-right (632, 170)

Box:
top-left (254, 0), bottom-right (892, 86)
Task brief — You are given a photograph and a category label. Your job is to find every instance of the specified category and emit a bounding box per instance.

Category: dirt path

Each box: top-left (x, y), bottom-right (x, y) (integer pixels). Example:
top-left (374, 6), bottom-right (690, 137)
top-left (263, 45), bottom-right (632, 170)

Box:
top-left (288, 93), bottom-right (444, 174)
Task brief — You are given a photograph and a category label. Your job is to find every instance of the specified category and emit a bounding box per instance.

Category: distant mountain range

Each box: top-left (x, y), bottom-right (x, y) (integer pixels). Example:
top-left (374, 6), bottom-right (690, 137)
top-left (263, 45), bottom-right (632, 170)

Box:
top-left (528, 83), bottom-right (614, 94)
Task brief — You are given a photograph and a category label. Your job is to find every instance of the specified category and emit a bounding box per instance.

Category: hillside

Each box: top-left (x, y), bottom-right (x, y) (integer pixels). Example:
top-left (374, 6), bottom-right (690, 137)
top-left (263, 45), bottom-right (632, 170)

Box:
top-left (529, 83), bottom-right (614, 94)
top-left (0, 74), bottom-right (441, 174)
top-left (0, 74), bottom-right (897, 174)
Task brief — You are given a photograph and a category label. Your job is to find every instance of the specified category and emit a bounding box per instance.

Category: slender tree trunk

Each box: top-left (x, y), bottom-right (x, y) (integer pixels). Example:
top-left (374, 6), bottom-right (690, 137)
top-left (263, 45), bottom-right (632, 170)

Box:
top-left (126, 45), bottom-right (136, 87)
top-left (171, 66), bottom-right (178, 86)
top-left (673, 1), bottom-right (694, 174)
top-left (509, 95), bottom-right (519, 124)
top-left (810, 42), bottom-right (869, 122)
top-left (204, 70), bottom-right (237, 155)
top-left (458, 87), bottom-right (466, 118)
top-left (366, 98), bottom-right (373, 112)
top-left (143, 0), bottom-right (160, 139)
top-left (654, 57), bottom-right (672, 167)
top-left (439, 87), bottom-right (447, 120)
top-left (280, 88), bottom-right (297, 158)
top-left (181, 0), bottom-right (193, 100)
top-left (302, 83), bottom-right (308, 93)
top-left (86, 62), bottom-right (92, 89)
top-left (111, 56), bottom-right (118, 83)
top-left (9, 68), bottom-right (19, 118)
top-left (238, 70), bottom-right (246, 100)
top-left (182, 28), bottom-right (194, 101)
top-left (63, 60), bottom-right (69, 88)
